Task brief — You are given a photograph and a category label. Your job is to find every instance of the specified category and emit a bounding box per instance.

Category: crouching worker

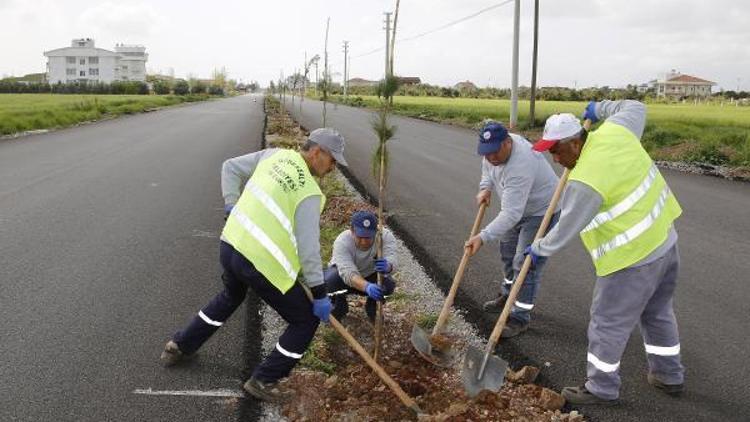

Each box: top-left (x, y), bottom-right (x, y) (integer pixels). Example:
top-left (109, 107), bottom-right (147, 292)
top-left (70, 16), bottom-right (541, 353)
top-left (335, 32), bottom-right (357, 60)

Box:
top-left (325, 210), bottom-right (398, 322)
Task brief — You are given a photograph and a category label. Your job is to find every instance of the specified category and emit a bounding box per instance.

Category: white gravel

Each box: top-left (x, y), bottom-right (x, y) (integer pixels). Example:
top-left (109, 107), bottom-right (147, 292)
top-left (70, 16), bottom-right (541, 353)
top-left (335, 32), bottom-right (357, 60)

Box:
top-left (656, 160), bottom-right (750, 181)
top-left (257, 169), bottom-right (484, 421)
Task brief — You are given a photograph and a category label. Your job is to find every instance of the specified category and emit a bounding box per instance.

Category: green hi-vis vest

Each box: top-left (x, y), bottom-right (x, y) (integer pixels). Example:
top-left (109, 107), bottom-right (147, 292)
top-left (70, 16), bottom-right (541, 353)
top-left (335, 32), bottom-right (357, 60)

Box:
top-left (569, 122), bottom-right (682, 277)
top-left (222, 149), bottom-right (325, 293)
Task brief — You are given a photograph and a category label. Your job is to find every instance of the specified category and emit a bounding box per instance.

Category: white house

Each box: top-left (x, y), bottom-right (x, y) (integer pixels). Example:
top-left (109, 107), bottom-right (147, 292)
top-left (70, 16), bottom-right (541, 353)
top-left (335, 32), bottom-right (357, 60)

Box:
top-left (655, 70), bottom-right (715, 99)
top-left (44, 38), bottom-right (148, 84)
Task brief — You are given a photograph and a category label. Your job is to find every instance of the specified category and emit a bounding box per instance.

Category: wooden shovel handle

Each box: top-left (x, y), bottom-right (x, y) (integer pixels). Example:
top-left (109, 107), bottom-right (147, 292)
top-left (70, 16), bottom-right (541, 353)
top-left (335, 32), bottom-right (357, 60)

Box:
top-left (299, 283), bottom-right (422, 414)
top-left (432, 202), bottom-right (488, 336)
top-left (482, 119), bottom-right (591, 354)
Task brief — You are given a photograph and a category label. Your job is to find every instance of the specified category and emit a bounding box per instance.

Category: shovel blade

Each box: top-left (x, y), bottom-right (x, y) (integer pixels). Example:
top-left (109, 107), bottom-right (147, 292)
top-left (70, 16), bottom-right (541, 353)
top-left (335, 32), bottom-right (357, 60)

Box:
top-left (462, 345), bottom-right (508, 398)
top-left (410, 325), bottom-right (456, 368)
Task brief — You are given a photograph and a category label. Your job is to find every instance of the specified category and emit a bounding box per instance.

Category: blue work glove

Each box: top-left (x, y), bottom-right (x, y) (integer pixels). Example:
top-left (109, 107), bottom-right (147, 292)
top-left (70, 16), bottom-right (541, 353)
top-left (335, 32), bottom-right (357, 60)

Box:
top-left (224, 204), bottom-right (234, 220)
top-left (374, 258), bottom-right (391, 274)
top-left (312, 297), bottom-right (332, 323)
top-left (523, 245), bottom-right (540, 268)
top-left (582, 101), bottom-right (599, 123)
top-left (365, 282), bottom-right (385, 301)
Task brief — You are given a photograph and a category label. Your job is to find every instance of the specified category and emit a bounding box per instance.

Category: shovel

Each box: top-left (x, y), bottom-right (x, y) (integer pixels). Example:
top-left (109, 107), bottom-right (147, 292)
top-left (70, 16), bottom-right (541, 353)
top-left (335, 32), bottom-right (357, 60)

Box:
top-left (462, 169), bottom-right (568, 397)
top-left (462, 120), bottom-right (590, 398)
top-left (411, 202), bottom-right (488, 367)
top-left (298, 283), bottom-right (425, 416)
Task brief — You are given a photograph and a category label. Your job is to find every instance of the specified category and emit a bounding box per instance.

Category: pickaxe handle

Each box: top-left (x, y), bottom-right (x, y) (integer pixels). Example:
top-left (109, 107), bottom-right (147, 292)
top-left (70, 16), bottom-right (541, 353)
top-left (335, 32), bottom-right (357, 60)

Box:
top-left (299, 283), bottom-right (423, 415)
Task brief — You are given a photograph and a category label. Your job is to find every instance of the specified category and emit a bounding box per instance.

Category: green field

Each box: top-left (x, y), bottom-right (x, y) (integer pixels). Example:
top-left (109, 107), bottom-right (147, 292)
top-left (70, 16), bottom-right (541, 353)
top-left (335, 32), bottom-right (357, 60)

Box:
top-left (332, 95), bottom-right (750, 168)
top-left (0, 94), bottom-right (209, 136)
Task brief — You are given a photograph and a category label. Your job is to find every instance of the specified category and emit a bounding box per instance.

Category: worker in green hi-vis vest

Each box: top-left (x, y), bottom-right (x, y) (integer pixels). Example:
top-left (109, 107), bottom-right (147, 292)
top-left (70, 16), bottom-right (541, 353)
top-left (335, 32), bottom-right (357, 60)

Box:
top-left (529, 101), bottom-right (684, 405)
top-left (160, 128), bottom-right (348, 404)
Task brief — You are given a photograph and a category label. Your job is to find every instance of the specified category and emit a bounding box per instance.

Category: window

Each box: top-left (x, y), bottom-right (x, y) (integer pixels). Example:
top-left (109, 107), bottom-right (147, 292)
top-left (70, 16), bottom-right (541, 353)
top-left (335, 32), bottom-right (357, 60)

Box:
top-left (78, 41), bottom-right (86, 47)
top-left (80, 70), bottom-right (86, 77)
top-left (79, 58), bottom-right (85, 65)
top-left (89, 68), bottom-right (99, 76)
top-left (88, 56), bottom-right (99, 65)
top-left (66, 68), bottom-right (76, 76)
top-left (121, 65), bottom-right (128, 71)
top-left (67, 56), bottom-right (76, 64)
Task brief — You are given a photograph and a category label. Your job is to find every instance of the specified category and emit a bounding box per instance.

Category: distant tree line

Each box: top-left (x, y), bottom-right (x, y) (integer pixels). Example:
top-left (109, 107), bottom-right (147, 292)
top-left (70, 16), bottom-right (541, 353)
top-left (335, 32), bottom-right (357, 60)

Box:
top-left (0, 78), bottom-right (233, 96)
top-left (296, 81), bottom-right (749, 103)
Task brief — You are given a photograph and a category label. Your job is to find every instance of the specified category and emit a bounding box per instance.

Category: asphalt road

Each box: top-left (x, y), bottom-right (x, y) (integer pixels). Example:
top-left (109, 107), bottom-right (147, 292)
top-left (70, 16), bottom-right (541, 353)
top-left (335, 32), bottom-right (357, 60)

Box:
top-left (0, 95), bottom-right (266, 421)
top-left (283, 97), bottom-right (750, 421)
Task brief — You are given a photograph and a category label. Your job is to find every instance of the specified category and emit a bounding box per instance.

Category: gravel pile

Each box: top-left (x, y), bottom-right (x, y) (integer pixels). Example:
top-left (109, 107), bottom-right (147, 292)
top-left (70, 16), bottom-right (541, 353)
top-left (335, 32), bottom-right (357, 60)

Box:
top-left (656, 160), bottom-right (750, 182)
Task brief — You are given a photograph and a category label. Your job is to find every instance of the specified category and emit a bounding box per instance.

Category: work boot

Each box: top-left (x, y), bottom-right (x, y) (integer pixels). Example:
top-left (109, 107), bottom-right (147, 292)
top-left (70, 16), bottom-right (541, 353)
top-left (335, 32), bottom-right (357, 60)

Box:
top-left (243, 377), bottom-right (291, 403)
top-left (365, 298), bottom-right (377, 323)
top-left (647, 373), bottom-right (684, 396)
top-left (160, 340), bottom-right (185, 367)
top-left (500, 318), bottom-right (529, 338)
top-left (482, 294), bottom-right (508, 313)
top-left (561, 385), bottom-right (619, 406)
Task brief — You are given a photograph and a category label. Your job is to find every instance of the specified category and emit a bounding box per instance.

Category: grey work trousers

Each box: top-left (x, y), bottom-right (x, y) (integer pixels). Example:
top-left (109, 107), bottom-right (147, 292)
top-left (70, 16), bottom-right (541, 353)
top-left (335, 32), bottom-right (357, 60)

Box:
top-left (585, 243), bottom-right (684, 400)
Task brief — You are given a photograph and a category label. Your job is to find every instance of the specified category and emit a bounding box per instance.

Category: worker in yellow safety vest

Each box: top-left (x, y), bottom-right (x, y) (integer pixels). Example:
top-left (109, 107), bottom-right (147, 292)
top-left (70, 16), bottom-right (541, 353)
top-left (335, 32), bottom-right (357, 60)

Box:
top-left (160, 128), bottom-right (348, 403)
top-left (528, 101), bottom-right (684, 405)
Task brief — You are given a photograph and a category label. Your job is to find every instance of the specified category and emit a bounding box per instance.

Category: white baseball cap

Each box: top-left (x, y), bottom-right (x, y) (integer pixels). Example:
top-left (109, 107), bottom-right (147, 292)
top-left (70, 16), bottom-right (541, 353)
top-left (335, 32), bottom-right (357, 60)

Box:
top-left (532, 113), bottom-right (583, 152)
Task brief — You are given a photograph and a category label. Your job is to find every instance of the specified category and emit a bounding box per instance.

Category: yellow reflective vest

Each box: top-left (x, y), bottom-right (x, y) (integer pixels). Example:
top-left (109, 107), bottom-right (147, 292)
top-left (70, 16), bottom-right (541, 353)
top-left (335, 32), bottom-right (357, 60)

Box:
top-left (222, 149), bottom-right (325, 293)
top-left (570, 122), bottom-right (682, 276)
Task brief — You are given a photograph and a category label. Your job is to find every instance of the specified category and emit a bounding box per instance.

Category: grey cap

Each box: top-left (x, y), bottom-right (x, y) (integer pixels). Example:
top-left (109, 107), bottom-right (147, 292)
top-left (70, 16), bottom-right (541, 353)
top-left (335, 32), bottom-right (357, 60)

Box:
top-left (308, 127), bottom-right (348, 166)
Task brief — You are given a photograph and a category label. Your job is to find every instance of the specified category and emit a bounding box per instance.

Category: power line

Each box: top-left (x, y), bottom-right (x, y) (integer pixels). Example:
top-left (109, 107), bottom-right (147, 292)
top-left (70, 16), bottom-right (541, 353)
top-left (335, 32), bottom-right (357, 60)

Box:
top-left (351, 0), bottom-right (514, 59)
top-left (399, 0), bottom-right (514, 43)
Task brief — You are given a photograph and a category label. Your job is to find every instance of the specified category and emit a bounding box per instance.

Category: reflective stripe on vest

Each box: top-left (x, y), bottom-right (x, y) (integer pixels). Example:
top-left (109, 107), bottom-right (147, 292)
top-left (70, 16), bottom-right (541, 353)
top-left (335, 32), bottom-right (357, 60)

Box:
top-left (569, 121), bottom-right (682, 276)
top-left (582, 164), bottom-right (658, 234)
top-left (590, 185), bottom-right (671, 261)
top-left (230, 205), bottom-right (298, 281)
top-left (244, 179), bottom-right (298, 250)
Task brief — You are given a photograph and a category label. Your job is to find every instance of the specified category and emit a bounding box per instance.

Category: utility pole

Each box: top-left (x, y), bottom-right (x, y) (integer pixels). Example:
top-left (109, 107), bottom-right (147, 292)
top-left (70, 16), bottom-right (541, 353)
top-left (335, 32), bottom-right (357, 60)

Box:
top-left (302, 52), bottom-right (307, 102)
top-left (389, 0), bottom-right (400, 77)
top-left (342, 41), bottom-right (349, 100)
top-left (529, 0), bottom-right (539, 127)
top-left (509, 0), bottom-right (520, 129)
top-left (323, 17), bottom-right (330, 126)
top-left (384, 12), bottom-right (392, 79)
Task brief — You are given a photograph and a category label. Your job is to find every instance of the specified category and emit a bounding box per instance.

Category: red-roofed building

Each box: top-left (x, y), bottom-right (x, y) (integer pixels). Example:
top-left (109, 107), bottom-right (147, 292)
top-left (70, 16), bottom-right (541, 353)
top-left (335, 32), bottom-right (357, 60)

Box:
top-left (655, 70), bottom-right (715, 99)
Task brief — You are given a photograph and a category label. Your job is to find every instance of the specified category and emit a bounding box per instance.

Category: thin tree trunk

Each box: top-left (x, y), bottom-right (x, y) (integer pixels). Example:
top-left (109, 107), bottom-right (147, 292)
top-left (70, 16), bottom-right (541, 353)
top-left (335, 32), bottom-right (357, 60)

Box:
top-left (373, 129), bottom-right (387, 362)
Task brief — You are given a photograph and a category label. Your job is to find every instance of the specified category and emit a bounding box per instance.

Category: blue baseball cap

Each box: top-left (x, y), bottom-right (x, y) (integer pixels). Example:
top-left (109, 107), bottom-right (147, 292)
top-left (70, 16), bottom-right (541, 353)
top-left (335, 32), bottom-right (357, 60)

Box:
top-left (351, 210), bottom-right (378, 238)
top-left (477, 122), bottom-right (509, 155)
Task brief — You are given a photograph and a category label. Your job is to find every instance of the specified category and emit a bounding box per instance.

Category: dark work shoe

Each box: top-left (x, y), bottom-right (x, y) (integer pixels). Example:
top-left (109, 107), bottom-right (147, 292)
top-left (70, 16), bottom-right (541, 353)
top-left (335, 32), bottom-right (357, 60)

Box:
top-left (482, 294), bottom-right (509, 313)
top-left (243, 377), bottom-right (290, 403)
top-left (160, 340), bottom-right (185, 367)
top-left (561, 385), bottom-right (619, 406)
top-left (647, 373), bottom-right (684, 396)
top-left (365, 299), bottom-right (377, 323)
top-left (500, 318), bottom-right (529, 338)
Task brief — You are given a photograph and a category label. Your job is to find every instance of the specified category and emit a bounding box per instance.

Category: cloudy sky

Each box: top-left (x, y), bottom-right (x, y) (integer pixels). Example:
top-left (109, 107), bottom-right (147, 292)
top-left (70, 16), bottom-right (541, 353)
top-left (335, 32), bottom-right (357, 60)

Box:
top-left (1, 0), bottom-right (748, 90)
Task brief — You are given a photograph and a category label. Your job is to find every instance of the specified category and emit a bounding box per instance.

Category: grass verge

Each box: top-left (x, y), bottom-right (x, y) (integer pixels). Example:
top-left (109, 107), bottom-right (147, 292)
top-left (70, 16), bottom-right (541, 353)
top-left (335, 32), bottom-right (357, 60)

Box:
top-left (0, 93), bottom-right (213, 136)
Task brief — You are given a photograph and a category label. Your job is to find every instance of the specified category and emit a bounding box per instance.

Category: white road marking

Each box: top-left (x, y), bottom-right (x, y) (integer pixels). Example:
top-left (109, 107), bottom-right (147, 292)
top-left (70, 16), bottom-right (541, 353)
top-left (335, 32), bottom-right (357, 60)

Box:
top-left (133, 388), bottom-right (244, 398)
